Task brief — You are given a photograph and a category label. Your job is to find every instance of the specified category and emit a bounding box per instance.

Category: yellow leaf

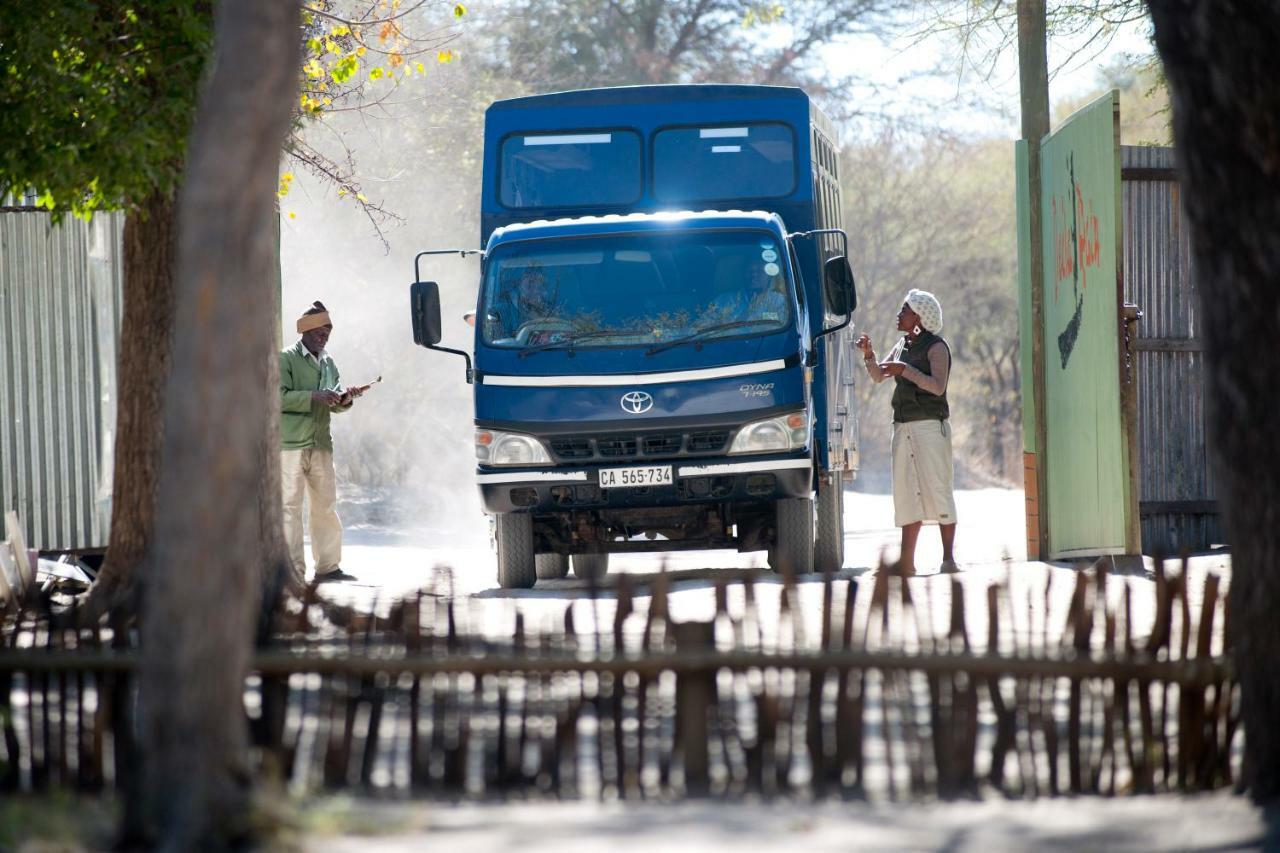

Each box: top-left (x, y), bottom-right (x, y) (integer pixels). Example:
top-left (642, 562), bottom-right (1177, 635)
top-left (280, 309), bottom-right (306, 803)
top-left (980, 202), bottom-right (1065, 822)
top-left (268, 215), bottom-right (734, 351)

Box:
top-left (288, 212), bottom-right (297, 220)
top-left (356, 46), bottom-right (366, 57)
top-left (337, 188), bottom-right (348, 197)
top-left (453, 3), bottom-right (466, 18)
top-left (356, 192), bottom-right (368, 202)
top-left (437, 49), bottom-right (454, 63)
top-left (282, 172), bottom-right (294, 182)
top-left (414, 61), bottom-right (426, 74)
top-left (389, 51), bottom-right (404, 67)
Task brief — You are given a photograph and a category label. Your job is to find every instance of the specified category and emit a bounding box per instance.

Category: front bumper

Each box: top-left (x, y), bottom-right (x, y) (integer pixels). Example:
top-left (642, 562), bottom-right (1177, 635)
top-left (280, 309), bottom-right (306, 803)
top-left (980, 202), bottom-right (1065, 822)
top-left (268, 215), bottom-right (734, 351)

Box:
top-left (477, 455), bottom-right (813, 514)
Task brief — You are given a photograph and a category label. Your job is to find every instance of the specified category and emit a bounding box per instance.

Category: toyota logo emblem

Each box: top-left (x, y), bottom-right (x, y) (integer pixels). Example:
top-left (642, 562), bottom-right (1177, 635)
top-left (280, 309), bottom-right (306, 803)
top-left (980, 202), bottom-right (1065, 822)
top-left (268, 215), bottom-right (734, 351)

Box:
top-left (620, 391), bottom-right (654, 414)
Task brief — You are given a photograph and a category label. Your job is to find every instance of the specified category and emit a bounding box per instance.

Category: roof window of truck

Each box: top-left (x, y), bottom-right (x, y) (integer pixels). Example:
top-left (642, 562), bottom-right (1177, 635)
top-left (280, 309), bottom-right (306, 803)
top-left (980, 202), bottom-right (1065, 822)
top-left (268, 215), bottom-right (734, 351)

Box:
top-left (653, 123), bottom-right (796, 203)
top-left (500, 130), bottom-right (642, 208)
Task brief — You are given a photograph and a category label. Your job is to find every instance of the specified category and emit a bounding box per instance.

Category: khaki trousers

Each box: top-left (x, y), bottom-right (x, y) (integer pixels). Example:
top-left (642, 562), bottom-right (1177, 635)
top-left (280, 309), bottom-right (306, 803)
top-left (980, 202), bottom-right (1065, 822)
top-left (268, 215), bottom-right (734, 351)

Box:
top-left (281, 448), bottom-right (343, 575)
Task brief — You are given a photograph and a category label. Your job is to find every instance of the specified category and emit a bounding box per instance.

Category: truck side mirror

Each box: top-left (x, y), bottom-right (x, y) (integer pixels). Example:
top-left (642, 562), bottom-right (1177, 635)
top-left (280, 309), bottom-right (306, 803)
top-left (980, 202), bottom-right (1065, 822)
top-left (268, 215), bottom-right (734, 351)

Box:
top-left (823, 256), bottom-right (857, 316)
top-left (410, 281), bottom-right (443, 347)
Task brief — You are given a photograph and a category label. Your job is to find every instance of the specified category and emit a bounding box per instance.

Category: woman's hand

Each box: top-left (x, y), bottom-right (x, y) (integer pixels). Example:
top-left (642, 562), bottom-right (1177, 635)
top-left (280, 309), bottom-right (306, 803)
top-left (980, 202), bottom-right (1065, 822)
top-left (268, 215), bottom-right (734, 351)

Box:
top-left (878, 361), bottom-right (906, 377)
top-left (855, 333), bottom-right (875, 361)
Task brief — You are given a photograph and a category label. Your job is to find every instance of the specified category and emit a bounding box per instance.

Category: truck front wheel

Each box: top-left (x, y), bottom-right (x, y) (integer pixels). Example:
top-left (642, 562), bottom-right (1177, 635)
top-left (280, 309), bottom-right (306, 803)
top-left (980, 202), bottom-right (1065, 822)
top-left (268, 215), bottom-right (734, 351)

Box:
top-left (814, 476), bottom-right (845, 574)
top-left (770, 497), bottom-right (814, 576)
top-left (495, 513), bottom-right (537, 589)
top-left (571, 553), bottom-right (609, 581)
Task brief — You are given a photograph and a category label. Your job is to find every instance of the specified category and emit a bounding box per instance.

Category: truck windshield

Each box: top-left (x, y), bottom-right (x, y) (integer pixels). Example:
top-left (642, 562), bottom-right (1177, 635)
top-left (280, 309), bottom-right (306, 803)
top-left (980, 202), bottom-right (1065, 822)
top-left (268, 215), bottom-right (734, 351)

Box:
top-left (480, 231), bottom-right (793, 350)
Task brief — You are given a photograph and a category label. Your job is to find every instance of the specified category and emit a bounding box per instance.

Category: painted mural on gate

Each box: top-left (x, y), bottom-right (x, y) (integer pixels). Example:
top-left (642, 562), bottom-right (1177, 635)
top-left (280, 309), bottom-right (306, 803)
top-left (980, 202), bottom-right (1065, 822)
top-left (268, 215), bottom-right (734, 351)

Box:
top-left (1051, 152), bottom-right (1103, 369)
top-left (1017, 90), bottom-right (1134, 559)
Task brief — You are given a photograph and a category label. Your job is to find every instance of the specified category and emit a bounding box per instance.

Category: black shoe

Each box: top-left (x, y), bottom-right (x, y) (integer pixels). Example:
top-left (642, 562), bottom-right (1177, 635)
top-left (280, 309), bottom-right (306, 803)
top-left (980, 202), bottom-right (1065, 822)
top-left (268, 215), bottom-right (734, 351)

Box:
top-left (315, 568), bottom-right (357, 583)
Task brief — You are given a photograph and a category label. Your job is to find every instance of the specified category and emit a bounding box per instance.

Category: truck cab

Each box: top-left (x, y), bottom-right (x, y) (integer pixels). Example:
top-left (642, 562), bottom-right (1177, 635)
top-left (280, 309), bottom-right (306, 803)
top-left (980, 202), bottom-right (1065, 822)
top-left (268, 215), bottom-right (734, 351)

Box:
top-left (410, 84), bottom-right (858, 587)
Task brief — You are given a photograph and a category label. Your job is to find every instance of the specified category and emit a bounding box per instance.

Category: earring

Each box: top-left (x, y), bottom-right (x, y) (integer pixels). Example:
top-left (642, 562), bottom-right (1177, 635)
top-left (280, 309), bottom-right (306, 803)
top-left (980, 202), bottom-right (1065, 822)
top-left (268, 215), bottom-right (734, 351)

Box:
top-left (912, 324), bottom-right (922, 336)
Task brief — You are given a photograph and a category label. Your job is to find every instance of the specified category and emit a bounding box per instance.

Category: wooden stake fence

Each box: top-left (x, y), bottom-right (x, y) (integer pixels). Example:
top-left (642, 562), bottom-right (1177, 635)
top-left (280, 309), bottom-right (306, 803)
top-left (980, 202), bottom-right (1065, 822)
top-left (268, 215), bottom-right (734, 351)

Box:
top-left (0, 559), bottom-right (1240, 800)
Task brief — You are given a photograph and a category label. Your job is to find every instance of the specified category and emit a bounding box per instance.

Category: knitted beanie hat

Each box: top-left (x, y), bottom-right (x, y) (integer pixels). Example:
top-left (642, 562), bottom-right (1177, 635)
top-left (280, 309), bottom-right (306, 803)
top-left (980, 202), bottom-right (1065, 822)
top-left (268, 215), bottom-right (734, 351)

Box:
top-left (905, 289), bottom-right (943, 333)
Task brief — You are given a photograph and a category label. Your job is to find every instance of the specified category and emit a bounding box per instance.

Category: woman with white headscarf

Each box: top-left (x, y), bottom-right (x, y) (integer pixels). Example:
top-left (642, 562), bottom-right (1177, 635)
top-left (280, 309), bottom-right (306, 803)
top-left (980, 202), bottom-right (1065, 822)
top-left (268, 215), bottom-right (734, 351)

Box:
top-left (855, 289), bottom-right (958, 575)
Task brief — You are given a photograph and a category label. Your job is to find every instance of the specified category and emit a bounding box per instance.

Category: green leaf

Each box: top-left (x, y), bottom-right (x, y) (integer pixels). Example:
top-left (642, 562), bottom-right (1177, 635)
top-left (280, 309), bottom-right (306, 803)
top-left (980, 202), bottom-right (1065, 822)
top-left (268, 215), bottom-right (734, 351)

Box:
top-left (330, 54), bottom-right (358, 83)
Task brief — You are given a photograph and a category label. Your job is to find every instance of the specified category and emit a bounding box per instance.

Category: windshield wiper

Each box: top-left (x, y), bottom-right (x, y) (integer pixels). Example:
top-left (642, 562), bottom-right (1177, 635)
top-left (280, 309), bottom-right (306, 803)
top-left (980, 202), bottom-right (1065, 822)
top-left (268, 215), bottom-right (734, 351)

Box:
top-left (516, 329), bottom-right (619, 358)
top-left (645, 319), bottom-right (778, 356)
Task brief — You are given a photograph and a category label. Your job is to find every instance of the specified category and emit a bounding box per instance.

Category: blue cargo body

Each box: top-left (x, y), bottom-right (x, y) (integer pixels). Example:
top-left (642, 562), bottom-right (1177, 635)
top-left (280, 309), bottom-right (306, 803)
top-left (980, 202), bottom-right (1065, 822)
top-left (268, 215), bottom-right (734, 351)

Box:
top-left (411, 84), bottom-right (859, 587)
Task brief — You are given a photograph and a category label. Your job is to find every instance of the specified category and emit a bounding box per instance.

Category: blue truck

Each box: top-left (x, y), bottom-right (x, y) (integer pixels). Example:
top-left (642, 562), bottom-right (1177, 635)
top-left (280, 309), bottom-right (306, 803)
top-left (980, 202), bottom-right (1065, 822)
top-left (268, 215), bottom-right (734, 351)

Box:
top-left (410, 84), bottom-right (858, 587)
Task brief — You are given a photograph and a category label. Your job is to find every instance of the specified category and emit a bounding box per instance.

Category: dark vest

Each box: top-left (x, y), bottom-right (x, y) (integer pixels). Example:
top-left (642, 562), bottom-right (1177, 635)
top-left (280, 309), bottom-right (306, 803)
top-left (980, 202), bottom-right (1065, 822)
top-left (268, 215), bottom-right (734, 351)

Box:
top-left (891, 331), bottom-right (951, 423)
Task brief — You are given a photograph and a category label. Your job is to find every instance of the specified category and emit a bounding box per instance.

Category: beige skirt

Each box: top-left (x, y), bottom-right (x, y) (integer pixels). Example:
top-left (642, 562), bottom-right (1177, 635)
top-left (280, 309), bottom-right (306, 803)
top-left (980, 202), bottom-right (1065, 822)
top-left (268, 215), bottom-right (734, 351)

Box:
top-left (891, 419), bottom-right (958, 527)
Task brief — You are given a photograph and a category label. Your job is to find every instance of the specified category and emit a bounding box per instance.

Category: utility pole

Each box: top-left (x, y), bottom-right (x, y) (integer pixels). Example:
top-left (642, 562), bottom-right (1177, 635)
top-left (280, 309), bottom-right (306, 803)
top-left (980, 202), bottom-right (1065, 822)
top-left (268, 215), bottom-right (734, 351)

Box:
top-left (1017, 0), bottom-right (1050, 560)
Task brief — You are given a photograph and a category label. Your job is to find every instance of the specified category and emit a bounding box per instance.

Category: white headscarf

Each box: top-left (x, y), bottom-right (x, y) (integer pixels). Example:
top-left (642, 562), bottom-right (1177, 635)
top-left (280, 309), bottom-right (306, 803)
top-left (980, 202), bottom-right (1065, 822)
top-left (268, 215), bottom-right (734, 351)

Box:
top-left (905, 289), bottom-right (943, 333)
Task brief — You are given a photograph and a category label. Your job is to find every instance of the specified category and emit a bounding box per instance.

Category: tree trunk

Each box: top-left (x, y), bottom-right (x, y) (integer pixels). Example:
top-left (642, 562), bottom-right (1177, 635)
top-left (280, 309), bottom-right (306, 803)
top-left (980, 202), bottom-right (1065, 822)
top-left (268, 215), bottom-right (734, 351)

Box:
top-left (258, 207), bottom-right (302, 638)
top-left (138, 0), bottom-right (300, 847)
top-left (1146, 0), bottom-right (1280, 804)
top-left (85, 192), bottom-right (177, 618)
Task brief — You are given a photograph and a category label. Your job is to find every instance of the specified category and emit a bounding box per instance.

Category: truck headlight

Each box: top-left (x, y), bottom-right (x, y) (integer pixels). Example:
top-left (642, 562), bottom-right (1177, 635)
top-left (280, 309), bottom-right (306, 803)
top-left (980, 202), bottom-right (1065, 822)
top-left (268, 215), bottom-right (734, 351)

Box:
top-left (476, 429), bottom-right (552, 465)
top-left (729, 411), bottom-right (809, 454)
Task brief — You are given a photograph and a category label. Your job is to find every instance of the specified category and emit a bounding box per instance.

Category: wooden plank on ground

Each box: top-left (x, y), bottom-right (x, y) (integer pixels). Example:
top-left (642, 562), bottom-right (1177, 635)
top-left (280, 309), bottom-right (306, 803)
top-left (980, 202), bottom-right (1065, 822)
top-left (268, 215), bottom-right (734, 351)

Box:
top-left (3, 512), bottom-right (34, 593)
top-left (0, 542), bottom-right (15, 607)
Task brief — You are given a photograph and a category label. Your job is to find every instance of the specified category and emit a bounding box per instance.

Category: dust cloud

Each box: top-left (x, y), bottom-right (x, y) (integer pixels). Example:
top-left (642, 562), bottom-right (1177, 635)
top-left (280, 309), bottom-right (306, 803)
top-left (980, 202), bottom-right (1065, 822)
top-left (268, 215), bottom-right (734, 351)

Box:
top-left (280, 67), bottom-right (493, 549)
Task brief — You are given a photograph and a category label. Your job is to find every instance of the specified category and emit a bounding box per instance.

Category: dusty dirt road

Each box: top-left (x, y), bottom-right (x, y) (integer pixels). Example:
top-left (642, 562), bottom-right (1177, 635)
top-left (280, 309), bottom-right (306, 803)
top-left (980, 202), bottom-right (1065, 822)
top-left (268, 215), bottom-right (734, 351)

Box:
top-left (324, 488), bottom-right (1029, 602)
top-left (293, 488), bottom-right (1266, 852)
top-left (304, 792), bottom-right (1275, 852)
top-left (316, 487), bottom-right (1229, 654)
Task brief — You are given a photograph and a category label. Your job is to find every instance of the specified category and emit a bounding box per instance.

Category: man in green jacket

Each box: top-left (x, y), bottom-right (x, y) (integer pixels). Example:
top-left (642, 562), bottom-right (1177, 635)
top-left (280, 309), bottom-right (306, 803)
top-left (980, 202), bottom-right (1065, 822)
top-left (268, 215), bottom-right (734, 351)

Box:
top-left (281, 301), bottom-right (362, 582)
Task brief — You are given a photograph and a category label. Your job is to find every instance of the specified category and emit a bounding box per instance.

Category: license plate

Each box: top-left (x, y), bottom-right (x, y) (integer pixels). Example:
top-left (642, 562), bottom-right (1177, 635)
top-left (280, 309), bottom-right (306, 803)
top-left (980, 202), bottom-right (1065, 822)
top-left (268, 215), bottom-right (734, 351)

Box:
top-left (598, 465), bottom-right (673, 489)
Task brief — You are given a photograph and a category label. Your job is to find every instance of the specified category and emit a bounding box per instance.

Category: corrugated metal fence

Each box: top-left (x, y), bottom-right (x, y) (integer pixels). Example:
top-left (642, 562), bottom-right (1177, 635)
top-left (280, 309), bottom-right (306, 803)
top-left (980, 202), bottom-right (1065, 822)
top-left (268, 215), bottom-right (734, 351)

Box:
top-left (1121, 146), bottom-right (1220, 553)
top-left (0, 209), bottom-right (124, 552)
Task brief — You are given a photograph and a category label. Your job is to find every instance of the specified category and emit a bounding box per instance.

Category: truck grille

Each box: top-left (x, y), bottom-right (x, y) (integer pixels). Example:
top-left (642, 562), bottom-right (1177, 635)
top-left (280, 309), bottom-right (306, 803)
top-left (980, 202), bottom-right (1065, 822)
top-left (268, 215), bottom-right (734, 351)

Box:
top-left (548, 429), bottom-right (731, 463)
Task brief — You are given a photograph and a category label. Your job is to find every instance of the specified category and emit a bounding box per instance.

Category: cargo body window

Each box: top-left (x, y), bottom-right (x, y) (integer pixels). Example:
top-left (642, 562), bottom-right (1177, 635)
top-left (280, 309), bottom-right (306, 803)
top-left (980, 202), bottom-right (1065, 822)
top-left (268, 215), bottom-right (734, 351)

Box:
top-left (652, 123), bottom-right (796, 203)
top-left (500, 130), bottom-right (642, 208)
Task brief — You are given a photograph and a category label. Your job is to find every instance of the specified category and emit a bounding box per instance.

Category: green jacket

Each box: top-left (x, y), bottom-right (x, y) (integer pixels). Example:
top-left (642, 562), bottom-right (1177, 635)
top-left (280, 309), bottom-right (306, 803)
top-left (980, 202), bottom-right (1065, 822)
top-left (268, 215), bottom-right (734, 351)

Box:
top-left (280, 340), bottom-right (351, 451)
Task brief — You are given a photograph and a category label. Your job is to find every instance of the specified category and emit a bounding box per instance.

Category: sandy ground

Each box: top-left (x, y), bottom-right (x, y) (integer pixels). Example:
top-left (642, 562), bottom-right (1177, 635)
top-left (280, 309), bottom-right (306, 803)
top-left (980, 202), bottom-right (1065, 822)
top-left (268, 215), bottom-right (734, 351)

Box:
top-left (290, 488), bottom-right (1256, 851)
top-left (302, 793), bottom-right (1277, 852)
top-left (312, 488), bottom-right (1231, 653)
top-left (321, 487), bottom-right (1033, 601)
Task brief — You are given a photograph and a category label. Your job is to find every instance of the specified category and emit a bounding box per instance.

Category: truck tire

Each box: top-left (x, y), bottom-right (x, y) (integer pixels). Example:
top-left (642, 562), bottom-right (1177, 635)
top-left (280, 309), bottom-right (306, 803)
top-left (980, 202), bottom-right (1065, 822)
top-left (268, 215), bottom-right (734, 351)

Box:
top-left (495, 513), bottom-right (536, 589)
top-left (535, 553), bottom-right (569, 580)
top-left (571, 553), bottom-right (609, 581)
top-left (770, 497), bottom-right (814, 576)
top-left (814, 476), bottom-right (845, 574)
